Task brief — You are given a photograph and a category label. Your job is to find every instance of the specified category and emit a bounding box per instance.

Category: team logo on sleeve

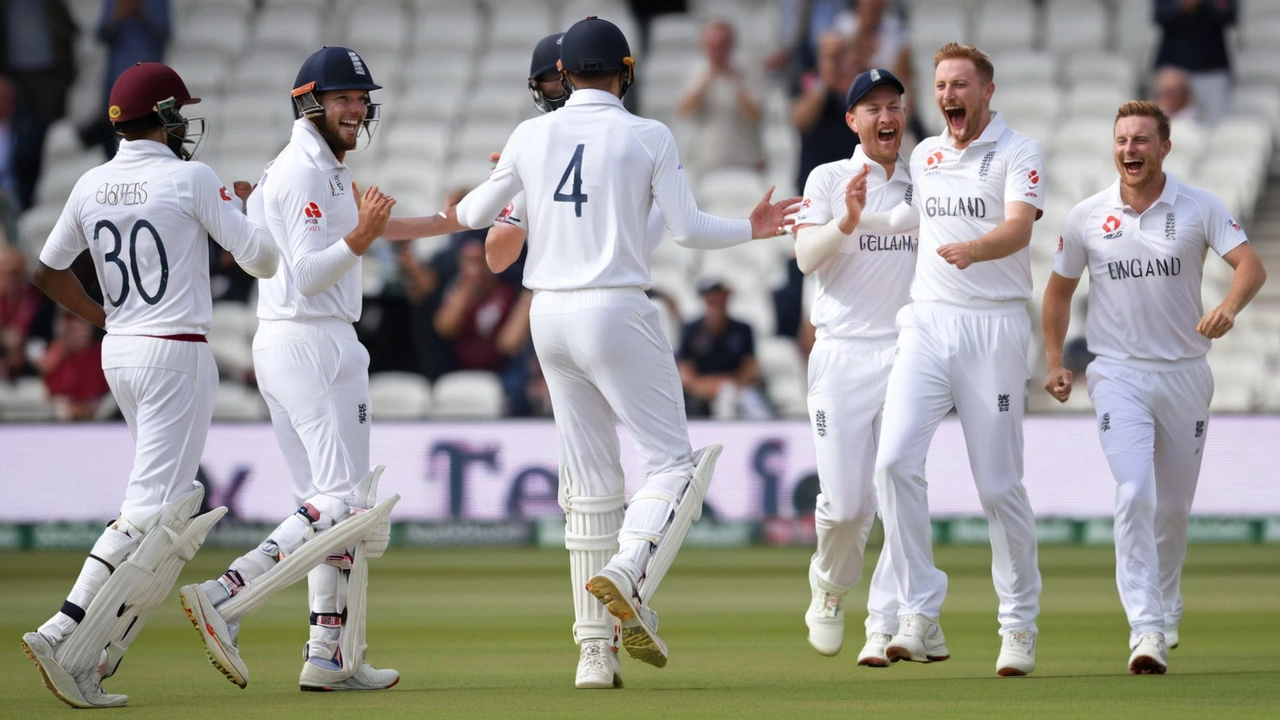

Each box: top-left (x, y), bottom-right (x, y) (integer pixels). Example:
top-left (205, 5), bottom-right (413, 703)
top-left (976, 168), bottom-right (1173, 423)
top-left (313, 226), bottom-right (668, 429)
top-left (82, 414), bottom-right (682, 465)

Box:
top-left (1102, 215), bottom-right (1123, 240)
top-left (1229, 218), bottom-right (1242, 232)
top-left (303, 202), bottom-right (323, 230)
top-left (1024, 169), bottom-right (1040, 197)
top-left (1057, 236), bottom-right (1064, 252)
top-left (219, 186), bottom-right (233, 202)
top-left (494, 202), bottom-right (521, 225)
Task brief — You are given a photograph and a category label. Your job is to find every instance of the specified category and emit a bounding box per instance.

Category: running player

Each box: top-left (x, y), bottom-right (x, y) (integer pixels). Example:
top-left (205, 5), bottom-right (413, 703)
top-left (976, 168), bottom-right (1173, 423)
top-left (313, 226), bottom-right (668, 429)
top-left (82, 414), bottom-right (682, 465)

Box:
top-left (792, 67), bottom-right (917, 666)
top-left (22, 61), bottom-right (278, 708)
top-left (873, 42), bottom-right (1045, 676)
top-left (453, 16), bottom-right (800, 682)
top-left (1042, 100), bottom-right (1265, 674)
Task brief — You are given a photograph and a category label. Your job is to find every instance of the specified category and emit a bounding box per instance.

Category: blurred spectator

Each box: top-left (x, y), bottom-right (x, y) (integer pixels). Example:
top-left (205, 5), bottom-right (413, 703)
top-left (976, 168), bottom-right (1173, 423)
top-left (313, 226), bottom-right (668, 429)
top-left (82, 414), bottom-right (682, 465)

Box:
top-left (40, 311), bottom-right (110, 421)
top-left (677, 19), bottom-right (766, 177)
top-left (1, 245), bottom-right (47, 380)
top-left (81, 0), bottom-right (171, 159)
top-left (1154, 0), bottom-right (1235, 126)
top-left (433, 238), bottom-right (532, 414)
top-left (0, 75), bottom-right (16, 202)
top-left (790, 32), bottom-right (860, 196)
top-left (677, 278), bottom-right (774, 420)
top-left (623, 0), bottom-right (689, 113)
top-left (1152, 66), bottom-right (1199, 122)
top-left (0, 0), bottom-right (79, 211)
top-left (769, 0), bottom-right (852, 83)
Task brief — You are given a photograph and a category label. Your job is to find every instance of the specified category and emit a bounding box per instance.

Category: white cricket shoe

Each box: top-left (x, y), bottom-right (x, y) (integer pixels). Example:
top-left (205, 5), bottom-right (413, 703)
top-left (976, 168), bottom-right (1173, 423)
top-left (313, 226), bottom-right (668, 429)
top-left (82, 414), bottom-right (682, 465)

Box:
top-left (885, 614), bottom-right (950, 663)
top-left (996, 630), bottom-right (1037, 676)
top-left (804, 568), bottom-right (846, 656)
top-left (587, 563), bottom-right (669, 669)
top-left (179, 583), bottom-right (248, 688)
top-left (575, 639), bottom-right (624, 689)
top-left (299, 654), bottom-right (400, 691)
top-left (1128, 632), bottom-right (1168, 675)
top-left (857, 632), bottom-right (893, 668)
top-left (22, 631), bottom-right (128, 709)
top-left (1165, 623), bottom-right (1179, 649)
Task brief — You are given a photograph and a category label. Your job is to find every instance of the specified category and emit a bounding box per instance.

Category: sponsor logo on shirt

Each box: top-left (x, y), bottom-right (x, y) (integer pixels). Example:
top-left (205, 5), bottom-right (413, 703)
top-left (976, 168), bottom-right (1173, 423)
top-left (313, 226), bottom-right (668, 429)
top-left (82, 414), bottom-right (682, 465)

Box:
top-left (1102, 215), bottom-right (1123, 240)
top-left (495, 202), bottom-right (521, 225)
top-left (923, 150), bottom-right (944, 174)
top-left (924, 196), bottom-right (986, 218)
top-left (304, 201), bottom-right (323, 219)
top-left (1229, 218), bottom-right (1242, 232)
top-left (859, 233), bottom-right (917, 252)
top-left (219, 186), bottom-right (233, 202)
top-left (1106, 256), bottom-right (1182, 280)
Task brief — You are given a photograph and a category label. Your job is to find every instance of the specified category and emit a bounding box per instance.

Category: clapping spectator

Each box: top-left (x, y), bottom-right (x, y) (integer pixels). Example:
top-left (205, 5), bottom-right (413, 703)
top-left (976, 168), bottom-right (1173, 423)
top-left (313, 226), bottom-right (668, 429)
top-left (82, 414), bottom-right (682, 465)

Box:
top-left (1154, 0), bottom-right (1235, 126)
top-left (677, 279), bottom-right (775, 420)
top-left (677, 19), bottom-right (766, 177)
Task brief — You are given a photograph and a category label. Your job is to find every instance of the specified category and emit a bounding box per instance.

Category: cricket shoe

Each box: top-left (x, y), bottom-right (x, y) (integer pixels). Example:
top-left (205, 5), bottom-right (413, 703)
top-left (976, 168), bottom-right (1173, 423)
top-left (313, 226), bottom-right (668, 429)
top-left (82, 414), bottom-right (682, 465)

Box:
top-left (1165, 623), bottom-right (1179, 649)
top-left (299, 651), bottom-right (400, 692)
top-left (575, 638), bottom-right (624, 689)
top-left (179, 582), bottom-right (248, 688)
top-left (587, 563), bottom-right (669, 668)
top-left (804, 567), bottom-right (846, 656)
top-left (996, 630), bottom-right (1037, 676)
top-left (1128, 632), bottom-right (1168, 675)
top-left (21, 631), bottom-right (127, 709)
top-left (885, 614), bottom-right (950, 663)
top-left (858, 632), bottom-right (894, 667)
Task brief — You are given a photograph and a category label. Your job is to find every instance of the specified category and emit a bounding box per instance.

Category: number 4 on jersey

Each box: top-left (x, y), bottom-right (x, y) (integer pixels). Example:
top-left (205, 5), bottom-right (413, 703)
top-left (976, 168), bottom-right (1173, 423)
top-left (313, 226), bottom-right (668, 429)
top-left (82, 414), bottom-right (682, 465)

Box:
top-left (554, 143), bottom-right (588, 217)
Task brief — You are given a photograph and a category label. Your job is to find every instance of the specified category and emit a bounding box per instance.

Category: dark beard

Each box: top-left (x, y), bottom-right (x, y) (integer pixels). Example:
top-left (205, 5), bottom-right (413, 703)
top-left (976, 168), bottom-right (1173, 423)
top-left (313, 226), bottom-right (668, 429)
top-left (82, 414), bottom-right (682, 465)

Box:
top-left (318, 117), bottom-right (358, 155)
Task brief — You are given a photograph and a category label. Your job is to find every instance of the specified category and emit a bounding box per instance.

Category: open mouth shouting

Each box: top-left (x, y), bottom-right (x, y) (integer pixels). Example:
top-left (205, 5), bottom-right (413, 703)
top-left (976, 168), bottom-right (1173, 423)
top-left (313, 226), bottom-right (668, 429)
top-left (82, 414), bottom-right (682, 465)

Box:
top-left (944, 105), bottom-right (966, 134)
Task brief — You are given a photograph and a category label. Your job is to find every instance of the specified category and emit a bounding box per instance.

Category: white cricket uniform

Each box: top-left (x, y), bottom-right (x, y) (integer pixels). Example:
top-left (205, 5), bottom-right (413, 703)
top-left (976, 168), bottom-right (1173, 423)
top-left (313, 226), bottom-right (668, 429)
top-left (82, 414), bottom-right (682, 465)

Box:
top-left (458, 88), bottom-right (752, 641)
top-left (39, 138), bottom-right (276, 532)
top-left (249, 118), bottom-right (371, 509)
top-left (1055, 175), bottom-right (1245, 639)
top-left (875, 111), bottom-right (1045, 632)
top-left (795, 146), bottom-right (917, 634)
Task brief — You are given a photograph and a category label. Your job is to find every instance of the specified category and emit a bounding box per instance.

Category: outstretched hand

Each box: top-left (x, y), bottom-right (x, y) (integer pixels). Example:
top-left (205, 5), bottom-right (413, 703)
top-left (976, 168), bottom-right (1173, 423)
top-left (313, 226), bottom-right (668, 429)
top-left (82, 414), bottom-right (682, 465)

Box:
top-left (749, 186), bottom-right (804, 239)
top-left (837, 164), bottom-right (871, 235)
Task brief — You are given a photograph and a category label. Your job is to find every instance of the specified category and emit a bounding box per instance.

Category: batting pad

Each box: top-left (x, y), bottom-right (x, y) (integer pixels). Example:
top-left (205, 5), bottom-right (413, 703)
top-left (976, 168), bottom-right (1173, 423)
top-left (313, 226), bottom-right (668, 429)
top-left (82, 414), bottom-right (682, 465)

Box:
top-left (218, 494), bottom-right (399, 623)
top-left (57, 485), bottom-right (226, 678)
top-left (566, 493), bottom-right (624, 643)
top-left (334, 466), bottom-right (384, 673)
top-left (637, 444), bottom-right (721, 605)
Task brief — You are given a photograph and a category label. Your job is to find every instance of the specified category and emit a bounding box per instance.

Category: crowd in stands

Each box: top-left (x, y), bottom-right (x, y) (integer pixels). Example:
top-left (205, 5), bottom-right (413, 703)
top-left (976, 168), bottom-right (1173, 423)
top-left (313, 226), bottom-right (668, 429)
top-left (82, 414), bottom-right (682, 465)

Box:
top-left (1, 0), bottom-right (1275, 421)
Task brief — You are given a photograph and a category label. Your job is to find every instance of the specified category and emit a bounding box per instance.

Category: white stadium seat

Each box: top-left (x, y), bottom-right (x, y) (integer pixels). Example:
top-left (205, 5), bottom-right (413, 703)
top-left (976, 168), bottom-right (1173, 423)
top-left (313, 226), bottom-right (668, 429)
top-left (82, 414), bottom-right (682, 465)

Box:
top-left (431, 370), bottom-right (506, 418)
top-left (1044, 0), bottom-right (1108, 59)
top-left (0, 377), bottom-right (57, 422)
top-left (369, 372), bottom-right (433, 420)
top-left (974, 0), bottom-right (1039, 55)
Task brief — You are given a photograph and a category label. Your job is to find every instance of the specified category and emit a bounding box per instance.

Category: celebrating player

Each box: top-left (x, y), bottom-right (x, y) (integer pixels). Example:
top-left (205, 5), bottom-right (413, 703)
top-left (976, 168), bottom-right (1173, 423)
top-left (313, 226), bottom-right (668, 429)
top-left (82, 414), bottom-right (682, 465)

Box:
top-left (1042, 100), bottom-right (1266, 674)
top-left (452, 16), bottom-right (800, 682)
top-left (179, 45), bottom-right (460, 693)
top-left (22, 62), bottom-right (278, 708)
top-left (792, 68), bottom-right (917, 666)
top-left (873, 42), bottom-right (1045, 676)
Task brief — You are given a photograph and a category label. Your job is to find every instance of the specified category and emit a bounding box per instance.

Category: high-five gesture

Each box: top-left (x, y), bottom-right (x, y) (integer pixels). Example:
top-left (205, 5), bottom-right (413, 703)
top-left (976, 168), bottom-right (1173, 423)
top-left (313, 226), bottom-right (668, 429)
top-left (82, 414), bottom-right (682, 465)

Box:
top-left (837, 164), bottom-right (871, 235)
top-left (749, 185), bottom-right (803, 239)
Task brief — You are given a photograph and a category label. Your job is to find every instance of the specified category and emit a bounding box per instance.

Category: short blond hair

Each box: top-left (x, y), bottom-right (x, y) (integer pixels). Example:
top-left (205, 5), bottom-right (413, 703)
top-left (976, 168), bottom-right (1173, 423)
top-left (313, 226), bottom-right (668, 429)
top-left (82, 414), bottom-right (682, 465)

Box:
top-left (1115, 100), bottom-right (1171, 143)
top-left (934, 42), bottom-right (994, 84)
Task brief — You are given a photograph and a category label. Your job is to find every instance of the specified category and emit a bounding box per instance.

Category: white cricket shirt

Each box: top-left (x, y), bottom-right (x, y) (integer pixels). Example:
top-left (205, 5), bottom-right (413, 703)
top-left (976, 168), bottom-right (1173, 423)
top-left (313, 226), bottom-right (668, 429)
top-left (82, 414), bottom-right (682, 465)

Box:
top-left (909, 111), bottom-right (1045, 304)
top-left (40, 139), bottom-right (277, 335)
top-left (457, 89), bottom-right (751, 291)
top-left (1054, 174), bottom-right (1247, 362)
top-left (252, 118), bottom-right (362, 322)
top-left (794, 146), bottom-right (918, 339)
top-left (495, 192), bottom-right (667, 257)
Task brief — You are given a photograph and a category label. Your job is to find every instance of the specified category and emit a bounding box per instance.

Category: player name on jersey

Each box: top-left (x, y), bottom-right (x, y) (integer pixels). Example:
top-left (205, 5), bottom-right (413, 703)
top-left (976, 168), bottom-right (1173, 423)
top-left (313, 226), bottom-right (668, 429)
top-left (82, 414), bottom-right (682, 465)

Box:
top-left (923, 196), bottom-right (987, 218)
top-left (1105, 256), bottom-right (1183, 281)
top-left (858, 233), bottom-right (917, 252)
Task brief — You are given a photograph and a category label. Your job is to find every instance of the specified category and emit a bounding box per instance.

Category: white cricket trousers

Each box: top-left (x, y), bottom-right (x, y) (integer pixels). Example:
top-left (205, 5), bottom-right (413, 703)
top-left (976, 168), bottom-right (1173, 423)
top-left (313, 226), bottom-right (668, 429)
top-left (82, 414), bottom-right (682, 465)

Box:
top-left (530, 287), bottom-right (696, 503)
top-left (806, 334), bottom-right (899, 634)
top-left (103, 334), bottom-right (217, 532)
top-left (874, 301), bottom-right (1041, 632)
top-left (253, 317), bottom-right (371, 507)
top-left (1085, 356), bottom-right (1213, 638)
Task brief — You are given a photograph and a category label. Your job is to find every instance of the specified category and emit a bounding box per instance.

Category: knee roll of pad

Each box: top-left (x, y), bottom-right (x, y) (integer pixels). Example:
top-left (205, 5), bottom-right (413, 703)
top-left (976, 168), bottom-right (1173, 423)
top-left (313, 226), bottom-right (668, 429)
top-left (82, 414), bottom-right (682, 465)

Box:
top-left (564, 493), bottom-right (625, 551)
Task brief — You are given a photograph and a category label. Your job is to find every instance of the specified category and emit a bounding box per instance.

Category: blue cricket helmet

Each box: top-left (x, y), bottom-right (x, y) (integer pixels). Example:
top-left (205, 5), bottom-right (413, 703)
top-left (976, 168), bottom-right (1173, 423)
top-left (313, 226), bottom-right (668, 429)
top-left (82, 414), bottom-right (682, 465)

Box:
top-left (530, 33), bottom-right (569, 113)
top-left (560, 16), bottom-right (634, 97)
top-left (291, 46), bottom-right (381, 121)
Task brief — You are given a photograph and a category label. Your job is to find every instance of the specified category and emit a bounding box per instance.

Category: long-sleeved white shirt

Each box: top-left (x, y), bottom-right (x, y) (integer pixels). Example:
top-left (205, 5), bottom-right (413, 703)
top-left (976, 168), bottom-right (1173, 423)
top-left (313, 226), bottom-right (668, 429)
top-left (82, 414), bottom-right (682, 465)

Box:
top-left (457, 88), bottom-right (751, 291)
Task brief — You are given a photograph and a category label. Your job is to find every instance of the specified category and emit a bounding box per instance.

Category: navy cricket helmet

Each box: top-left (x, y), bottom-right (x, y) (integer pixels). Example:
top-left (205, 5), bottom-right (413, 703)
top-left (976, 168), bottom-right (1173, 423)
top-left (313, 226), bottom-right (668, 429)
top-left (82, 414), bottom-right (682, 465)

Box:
top-left (529, 33), bottom-right (569, 113)
top-left (291, 46), bottom-right (382, 133)
top-left (560, 16), bottom-right (635, 97)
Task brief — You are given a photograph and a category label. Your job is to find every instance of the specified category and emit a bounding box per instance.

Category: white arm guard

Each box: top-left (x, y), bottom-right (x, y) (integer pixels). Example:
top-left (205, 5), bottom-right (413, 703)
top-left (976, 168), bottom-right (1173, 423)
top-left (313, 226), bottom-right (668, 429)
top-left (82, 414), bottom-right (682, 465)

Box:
top-left (794, 219), bottom-right (848, 274)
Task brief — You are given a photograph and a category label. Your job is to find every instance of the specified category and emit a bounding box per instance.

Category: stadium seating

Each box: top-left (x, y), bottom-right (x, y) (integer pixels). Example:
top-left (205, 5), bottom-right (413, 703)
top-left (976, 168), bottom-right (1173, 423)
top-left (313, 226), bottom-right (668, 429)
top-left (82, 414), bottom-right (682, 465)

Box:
top-left (369, 371), bottom-right (434, 419)
top-left (431, 370), bottom-right (506, 418)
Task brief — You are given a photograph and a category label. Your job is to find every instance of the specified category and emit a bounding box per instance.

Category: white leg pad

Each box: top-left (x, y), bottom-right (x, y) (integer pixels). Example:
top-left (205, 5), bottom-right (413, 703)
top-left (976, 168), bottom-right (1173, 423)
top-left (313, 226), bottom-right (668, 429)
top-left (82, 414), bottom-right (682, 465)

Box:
top-left (218, 494), bottom-right (399, 623)
top-left (56, 485), bottom-right (225, 678)
top-left (566, 494), bottom-right (624, 644)
top-left (637, 444), bottom-right (721, 605)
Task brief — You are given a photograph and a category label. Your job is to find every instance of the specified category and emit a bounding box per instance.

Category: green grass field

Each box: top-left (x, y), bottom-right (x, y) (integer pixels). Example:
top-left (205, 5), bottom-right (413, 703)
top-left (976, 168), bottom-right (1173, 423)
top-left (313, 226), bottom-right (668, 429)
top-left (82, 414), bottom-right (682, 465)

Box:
top-left (7, 544), bottom-right (1280, 719)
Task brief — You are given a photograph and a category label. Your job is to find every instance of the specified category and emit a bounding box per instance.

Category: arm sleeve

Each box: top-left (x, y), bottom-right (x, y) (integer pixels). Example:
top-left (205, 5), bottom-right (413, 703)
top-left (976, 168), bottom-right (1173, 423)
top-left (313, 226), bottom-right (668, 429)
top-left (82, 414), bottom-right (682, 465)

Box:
top-left (649, 128), bottom-right (752, 249)
top-left (268, 167), bottom-right (359, 297)
top-left (1052, 204), bottom-right (1089, 279)
top-left (1002, 136), bottom-right (1047, 213)
top-left (1198, 192), bottom-right (1248, 257)
top-left (188, 164), bottom-right (277, 279)
top-left (457, 128), bottom-right (527, 229)
top-left (38, 190), bottom-right (89, 271)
